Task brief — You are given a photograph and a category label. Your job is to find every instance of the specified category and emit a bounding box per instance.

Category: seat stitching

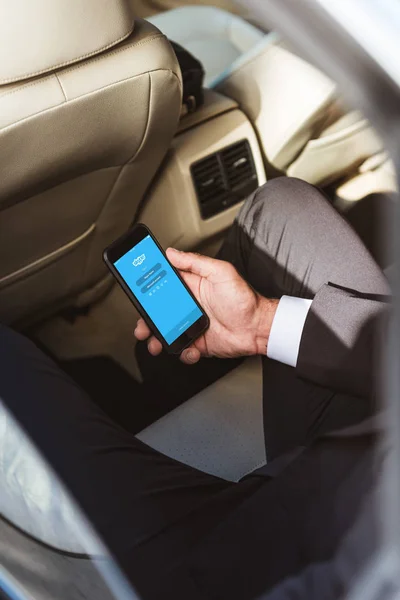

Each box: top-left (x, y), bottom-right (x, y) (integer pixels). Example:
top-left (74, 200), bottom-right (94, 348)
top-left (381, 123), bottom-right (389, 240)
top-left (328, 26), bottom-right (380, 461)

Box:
top-left (0, 69), bottom-right (180, 215)
top-left (80, 72), bottom-right (153, 281)
top-left (0, 223), bottom-right (96, 289)
top-left (59, 34), bottom-right (165, 77)
top-left (0, 24), bottom-right (136, 85)
top-left (0, 68), bottom-right (178, 133)
top-left (128, 71), bottom-right (153, 164)
top-left (0, 35), bottom-right (170, 105)
top-left (54, 73), bottom-right (67, 102)
top-left (0, 75), bottom-right (55, 100)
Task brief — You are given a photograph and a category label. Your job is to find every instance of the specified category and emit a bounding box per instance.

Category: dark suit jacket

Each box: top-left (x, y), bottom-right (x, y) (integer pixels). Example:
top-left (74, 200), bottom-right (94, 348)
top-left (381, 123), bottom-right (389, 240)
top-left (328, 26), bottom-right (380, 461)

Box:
top-left (297, 282), bottom-right (390, 398)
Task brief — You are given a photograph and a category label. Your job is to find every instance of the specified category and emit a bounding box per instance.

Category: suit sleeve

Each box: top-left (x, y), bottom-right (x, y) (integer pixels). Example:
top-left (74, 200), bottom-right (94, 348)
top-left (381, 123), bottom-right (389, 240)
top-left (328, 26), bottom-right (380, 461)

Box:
top-left (296, 283), bottom-right (390, 398)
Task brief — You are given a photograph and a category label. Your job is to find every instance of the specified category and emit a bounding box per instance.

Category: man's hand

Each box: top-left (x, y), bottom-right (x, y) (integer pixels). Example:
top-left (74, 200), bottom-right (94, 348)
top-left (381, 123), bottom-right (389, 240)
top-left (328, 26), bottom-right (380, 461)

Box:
top-left (134, 248), bottom-right (278, 365)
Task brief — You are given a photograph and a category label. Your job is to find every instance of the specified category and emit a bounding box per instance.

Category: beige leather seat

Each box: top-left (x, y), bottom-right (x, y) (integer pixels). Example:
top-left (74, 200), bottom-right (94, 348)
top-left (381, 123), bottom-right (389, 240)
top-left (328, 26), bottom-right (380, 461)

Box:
top-left (148, 6), bottom-right (383, 187)
top-left (0, 0), bottom-right (182, 325)
top-left (335, 154), bottom-right (397, 210)
top-left (216, 35), bottom-right (384, 185)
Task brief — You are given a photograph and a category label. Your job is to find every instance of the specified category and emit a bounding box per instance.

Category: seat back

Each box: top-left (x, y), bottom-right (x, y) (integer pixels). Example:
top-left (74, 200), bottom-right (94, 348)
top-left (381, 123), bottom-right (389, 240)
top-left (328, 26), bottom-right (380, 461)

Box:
top-left (216, 35), bottom-right (383, 185)
top-left (0, 0), bottom-right (182, 324)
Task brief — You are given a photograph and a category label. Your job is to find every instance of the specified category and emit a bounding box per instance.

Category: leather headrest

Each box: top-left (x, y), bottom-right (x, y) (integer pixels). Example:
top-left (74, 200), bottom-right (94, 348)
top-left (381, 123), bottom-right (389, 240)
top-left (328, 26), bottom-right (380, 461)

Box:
top-left (0, 0), bottom-right (135, 85)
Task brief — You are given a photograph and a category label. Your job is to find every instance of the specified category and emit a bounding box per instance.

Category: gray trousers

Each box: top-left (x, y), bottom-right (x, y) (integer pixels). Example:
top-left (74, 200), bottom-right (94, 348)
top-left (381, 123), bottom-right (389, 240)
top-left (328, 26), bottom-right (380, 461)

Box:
top-left (220, 176), bottom-right (387, 458)
top-left (0, 177), bottom-right (386, 599)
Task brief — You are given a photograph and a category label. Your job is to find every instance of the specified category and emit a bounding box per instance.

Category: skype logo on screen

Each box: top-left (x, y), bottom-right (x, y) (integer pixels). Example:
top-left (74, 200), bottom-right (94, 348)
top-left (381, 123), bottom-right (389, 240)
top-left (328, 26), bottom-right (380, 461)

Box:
top-left (132, 254), bottom-right (146, 267)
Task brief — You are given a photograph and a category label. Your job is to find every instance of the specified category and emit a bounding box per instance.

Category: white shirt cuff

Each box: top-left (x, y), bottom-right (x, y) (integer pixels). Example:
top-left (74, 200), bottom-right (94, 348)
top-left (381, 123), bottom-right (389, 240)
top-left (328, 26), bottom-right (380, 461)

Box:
top-left (267, 296), bottom-right (312, 367)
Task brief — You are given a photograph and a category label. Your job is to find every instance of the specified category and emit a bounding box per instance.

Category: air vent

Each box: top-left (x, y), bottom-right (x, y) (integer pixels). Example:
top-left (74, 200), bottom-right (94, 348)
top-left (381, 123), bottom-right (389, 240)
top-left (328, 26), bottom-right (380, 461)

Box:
top-left (191, 155), bottom-right (228, 206)
top-left (191, 140), bottom-right (258, 219)
top-left (221, 140), bottom-right (257, 191)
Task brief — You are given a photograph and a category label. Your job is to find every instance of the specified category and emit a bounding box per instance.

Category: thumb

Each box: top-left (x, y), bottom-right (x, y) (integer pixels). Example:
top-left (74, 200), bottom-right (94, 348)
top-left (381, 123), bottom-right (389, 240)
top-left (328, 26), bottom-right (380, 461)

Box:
top-left (166, 248), bottom-right (220, 281)
top-left (180, 346), bottom-right (201, 365)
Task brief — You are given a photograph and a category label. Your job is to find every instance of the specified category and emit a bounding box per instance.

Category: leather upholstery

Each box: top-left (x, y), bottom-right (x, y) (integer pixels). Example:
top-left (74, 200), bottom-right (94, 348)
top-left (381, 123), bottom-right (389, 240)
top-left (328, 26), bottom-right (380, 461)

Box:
top-left (0, 0), bottom-right (135, 84)
top-left (149, 6), bottom-right (382, 187)
top-left (216, 35), bottom-right (384, 184)
top-left (216, 35), bottom-right (337, 171)
top-left (287, 110), bottom-right (383, 185)
top-left (335, 155), bottom-right (397, 208)
top-left (0, 9), bottom-right (182, 324)
top-left (148, 5), bottom-right (264, 87)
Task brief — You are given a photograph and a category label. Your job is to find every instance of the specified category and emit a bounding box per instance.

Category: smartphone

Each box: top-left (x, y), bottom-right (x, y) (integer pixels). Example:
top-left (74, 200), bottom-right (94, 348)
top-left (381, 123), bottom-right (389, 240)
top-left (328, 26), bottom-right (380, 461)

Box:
top-left (103, 224), bottom-right (209, 354)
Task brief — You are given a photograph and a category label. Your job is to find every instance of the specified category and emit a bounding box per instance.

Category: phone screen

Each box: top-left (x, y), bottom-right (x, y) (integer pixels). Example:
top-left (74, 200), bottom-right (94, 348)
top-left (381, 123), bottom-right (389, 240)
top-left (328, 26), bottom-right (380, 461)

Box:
top-left (114, 235), bottom-right (203, 345)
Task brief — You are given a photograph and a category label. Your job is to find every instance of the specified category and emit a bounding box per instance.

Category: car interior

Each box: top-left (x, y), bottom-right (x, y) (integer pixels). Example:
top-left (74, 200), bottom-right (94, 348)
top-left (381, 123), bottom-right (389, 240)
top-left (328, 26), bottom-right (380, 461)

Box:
top-left (0, 0), bottom-right (398, 597)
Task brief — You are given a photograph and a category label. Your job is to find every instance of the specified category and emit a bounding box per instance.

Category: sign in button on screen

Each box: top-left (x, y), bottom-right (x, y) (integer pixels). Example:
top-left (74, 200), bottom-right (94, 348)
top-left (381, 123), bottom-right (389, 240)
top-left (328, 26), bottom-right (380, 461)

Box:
top-left (141, 270), bottom-right (167, 293)
top-left (136, 263), bottom-right (162, 287)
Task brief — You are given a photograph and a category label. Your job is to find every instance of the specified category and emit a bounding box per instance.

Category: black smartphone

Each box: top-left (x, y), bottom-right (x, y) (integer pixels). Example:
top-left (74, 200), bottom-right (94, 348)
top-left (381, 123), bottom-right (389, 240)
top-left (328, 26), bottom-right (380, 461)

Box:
top-left (103, 224), bottom-right (209, 354)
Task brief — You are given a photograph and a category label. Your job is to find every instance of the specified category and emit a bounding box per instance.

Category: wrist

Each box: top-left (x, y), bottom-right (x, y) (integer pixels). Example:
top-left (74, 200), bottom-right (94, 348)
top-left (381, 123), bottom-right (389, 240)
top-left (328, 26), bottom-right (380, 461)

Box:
top-left (254, 295), bottom-right (279, 355)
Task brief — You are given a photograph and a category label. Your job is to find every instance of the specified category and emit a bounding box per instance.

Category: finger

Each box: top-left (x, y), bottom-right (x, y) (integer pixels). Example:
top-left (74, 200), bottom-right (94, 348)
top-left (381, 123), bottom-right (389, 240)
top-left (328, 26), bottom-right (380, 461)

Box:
top-left (134, 318), bottom-right (151, 340)
top-left (166, 248), bottom-right (223, 282)
top-left (178, 269), bottom-right (198, 290)
top-left (180, 346), bottom-right (201, 365)
top-left (147, 336), bottom-right (163, 356)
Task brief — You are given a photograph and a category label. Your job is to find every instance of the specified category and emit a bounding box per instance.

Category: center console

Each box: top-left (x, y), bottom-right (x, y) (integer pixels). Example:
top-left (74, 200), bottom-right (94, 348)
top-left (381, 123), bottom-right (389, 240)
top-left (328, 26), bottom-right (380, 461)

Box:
top-left (138, 89), bottom-right (266, 252)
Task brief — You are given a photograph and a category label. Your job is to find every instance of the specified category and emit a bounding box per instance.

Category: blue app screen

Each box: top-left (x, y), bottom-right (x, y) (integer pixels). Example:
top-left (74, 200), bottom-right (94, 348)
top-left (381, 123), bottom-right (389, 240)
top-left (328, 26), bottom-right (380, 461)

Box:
top-left (114, 235), bottom-right (202, 345)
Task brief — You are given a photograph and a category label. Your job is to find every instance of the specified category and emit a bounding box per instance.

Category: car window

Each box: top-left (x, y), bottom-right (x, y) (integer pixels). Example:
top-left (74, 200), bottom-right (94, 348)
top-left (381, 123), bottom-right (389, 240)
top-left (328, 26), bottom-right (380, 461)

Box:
top-left (1, 1), bottom-right (399, 599)
top-left (0, 397), bottom-right (139, 600)
top-left (244, 1), bottom-right (400, 598)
